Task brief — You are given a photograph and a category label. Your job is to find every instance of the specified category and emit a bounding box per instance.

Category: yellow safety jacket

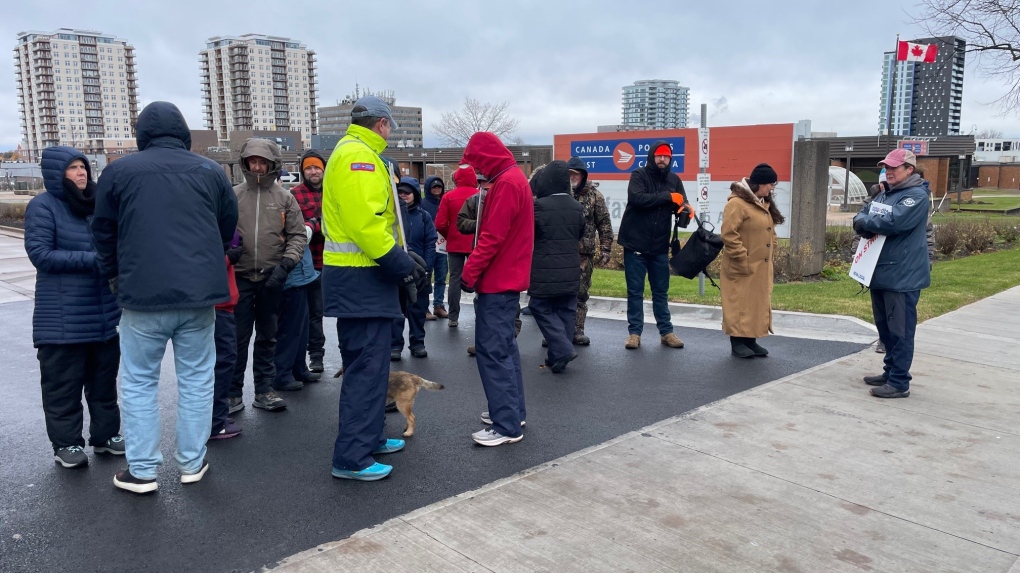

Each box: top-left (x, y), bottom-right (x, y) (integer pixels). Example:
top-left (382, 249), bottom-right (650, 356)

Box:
top-left (321, 124), bottom-right (402, 268)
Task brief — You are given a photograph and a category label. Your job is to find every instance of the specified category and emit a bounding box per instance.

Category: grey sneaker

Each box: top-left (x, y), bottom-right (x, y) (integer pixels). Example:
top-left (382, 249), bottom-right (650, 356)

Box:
top-left (472, 427), bottom-right (523, 447)
top-left (228, 396), bottom-right (244, 414)
top-left (253, 391), bottom-right (286, 411)
top-left (93, 435), bottom-right (125, 455)
top-left (54, 446), bottom-right (88, 468)
top-left (480, 411), bottom-right (525, 427)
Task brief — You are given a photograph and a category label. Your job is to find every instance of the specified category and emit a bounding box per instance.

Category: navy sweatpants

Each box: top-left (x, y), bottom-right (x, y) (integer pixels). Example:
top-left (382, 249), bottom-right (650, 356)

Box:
top-left (871, 289), bottom-right (920, 392)
top-left (212, 310), bottom-right (236, 435)
top-left (475, 293), bottom-right (526, 438)
top-left (332, 317), bottom-right (391, 471)
top-left (274, 284), bottom-right (311, 389)
top-left (528, 294), bottom-right (578, 364)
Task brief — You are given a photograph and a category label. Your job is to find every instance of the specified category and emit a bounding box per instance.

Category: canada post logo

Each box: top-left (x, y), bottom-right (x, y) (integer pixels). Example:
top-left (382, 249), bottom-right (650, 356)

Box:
top-left (571, 137), bottom-right (685, 174)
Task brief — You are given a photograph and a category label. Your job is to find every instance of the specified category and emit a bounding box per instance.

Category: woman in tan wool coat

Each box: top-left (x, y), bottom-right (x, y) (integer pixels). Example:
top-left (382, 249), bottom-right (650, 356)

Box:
top-left (720, 163), bottom-right (785, 358)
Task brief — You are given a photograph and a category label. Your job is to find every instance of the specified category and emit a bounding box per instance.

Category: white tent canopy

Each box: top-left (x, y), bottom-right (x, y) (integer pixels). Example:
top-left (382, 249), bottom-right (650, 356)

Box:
top-left (828, 166), bottom-right (869, 205)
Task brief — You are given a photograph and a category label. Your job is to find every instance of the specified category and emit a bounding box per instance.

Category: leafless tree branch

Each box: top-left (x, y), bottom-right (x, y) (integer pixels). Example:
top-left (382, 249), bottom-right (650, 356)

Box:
top-left (433, 97), bottom-right (521, 147)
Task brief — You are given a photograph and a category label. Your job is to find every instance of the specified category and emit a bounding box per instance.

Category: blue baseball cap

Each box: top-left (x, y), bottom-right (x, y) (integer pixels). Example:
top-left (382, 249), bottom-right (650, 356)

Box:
top-left (351, 95), bottom-right (399, 129)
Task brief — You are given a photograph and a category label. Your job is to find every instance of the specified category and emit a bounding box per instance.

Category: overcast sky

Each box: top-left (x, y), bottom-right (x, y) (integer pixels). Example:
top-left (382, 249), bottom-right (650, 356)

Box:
top-left (4, 0), bottom-right (1019, 151)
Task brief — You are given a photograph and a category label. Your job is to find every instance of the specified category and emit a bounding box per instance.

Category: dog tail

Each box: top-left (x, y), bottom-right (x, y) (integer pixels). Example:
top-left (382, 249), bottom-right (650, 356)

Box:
top-left (418, 378), bottom-right (444, 391)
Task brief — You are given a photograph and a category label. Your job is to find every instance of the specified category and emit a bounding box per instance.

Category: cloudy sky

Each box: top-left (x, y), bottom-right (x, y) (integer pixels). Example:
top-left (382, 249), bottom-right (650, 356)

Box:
top-left (3, 0), bottom-right (1019, 150)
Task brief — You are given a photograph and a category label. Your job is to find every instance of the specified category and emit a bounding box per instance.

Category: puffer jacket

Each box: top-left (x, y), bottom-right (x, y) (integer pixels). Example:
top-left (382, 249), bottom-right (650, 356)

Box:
top-left (285, 246), bottom-right (319, 290)
top-left (233, 138), bottom-right (307, 282)
top-left (398, 177), bottom-right (437, 271)
top-left (618, 139), bottom-right (687, 254)
top-left (853, 173), bottom-right (932, 292)
top-left (529, 161), bottom-right (585, 298)
top-left (26, 146), bottom-right (120, 346)
top-left (92, 101), bottom-right (238, 311)
top-left (421, 175), bottom-right (445, 222)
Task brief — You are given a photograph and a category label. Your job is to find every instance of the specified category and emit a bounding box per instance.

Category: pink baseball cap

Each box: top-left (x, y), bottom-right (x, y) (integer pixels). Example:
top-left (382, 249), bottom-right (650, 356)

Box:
top-left (878, 148), bottom-right (917, 168)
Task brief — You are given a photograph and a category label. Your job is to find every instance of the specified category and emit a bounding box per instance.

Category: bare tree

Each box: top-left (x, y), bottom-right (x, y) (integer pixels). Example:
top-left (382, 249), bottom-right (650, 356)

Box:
top-left (915, 0), bottom-right (1020, 113)
top-left (433, 98), bottom-right (520, 147)
top-left (974, 128), bottom-right (1005, 138)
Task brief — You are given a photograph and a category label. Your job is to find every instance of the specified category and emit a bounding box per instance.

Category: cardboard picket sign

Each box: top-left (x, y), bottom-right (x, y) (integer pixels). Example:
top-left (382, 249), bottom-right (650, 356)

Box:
top-left (849, 234), bottom-right (886, 287)
top-left (436, 234), bottom-right (448, 255)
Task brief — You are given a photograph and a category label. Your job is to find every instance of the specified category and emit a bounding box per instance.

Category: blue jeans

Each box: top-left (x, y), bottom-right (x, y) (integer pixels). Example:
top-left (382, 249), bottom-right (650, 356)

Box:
top-left (431, 254), bottom-right (448, 308)
top-left (475, 293), bottom-right (525, 437)
top-left (623, 249), bottom-right (673, 336)
top-left (119, 307), bottom-right (215, 480)
top-left (871, 289), bottom-right (920, 391)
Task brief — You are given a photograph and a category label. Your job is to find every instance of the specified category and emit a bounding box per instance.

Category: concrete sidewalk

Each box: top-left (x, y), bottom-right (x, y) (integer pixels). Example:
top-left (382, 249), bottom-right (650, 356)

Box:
top-left (271, 287), bottom-right (1020, 573)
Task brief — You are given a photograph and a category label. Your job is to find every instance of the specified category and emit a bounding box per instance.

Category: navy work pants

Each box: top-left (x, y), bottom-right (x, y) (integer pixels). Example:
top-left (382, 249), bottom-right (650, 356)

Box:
top-left (475, 293), bottom-right (526, 438)
top-left (274, 284), bottom-right (312, 389)
top-left (392, 283), bottom-right (429, 351)
top-left (871, 289), bottom-right (920, 392)
top-left (332, 317), bottom-right (391, 471)
top-left (212, 309), bottom-right (236, 435)
top-left (528, 294), bottom-right (578, 364)
top-left (305, 274), bottom-right (325, 362)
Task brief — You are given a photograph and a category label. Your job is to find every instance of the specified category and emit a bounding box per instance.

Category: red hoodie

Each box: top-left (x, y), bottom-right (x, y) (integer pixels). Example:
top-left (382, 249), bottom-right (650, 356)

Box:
top-left (435, 166), bottom-right (479, 255)
top-left (460, 133), bottom-right (534, 294)
top-left (214, 256), bottom-right (239, 313)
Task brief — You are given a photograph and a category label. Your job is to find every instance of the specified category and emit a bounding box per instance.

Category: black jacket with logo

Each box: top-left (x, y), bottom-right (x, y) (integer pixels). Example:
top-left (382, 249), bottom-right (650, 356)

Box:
top-left (617, 139), bottom-right (687, 255)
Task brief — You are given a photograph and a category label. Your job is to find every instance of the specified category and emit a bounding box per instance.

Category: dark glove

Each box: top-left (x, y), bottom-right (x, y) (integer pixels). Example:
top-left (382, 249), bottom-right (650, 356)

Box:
top-left (460, 280), bottom-right (475, 294)
top-left (402, 251), bottom-right (427, 304)
top-left (264, 257), bottom-right (296, 290)
top-left (226, 242), bottom-right (243, 265)
top-left (676, 205), bottom-right (693, 229)
top-left (108, 277), bottom-right (118, 295)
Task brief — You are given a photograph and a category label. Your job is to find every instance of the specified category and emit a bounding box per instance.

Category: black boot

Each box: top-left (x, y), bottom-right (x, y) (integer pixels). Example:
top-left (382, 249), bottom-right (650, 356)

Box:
top-left (730, 337), bottom-right (755, 358)
top-left (746, 338), bottom-right (768, 357)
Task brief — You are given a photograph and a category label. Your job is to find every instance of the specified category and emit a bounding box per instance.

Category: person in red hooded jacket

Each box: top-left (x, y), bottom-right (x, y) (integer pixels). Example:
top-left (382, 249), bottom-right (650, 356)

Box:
top-left (434, 165), bottom-right (480, 328)
top-left (459, 132), bottom-right (534, 447)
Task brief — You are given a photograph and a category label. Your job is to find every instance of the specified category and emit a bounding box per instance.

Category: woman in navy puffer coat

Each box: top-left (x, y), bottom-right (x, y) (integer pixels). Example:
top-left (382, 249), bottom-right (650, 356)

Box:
top-left (24, 146), bottom-right (123, 469)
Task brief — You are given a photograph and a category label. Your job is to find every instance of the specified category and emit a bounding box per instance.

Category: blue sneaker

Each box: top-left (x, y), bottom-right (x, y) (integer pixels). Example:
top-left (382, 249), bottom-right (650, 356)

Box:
top-left (331, 462), bottom-right (392, 481)
top-left (372, 439), bottom-right (405, 455)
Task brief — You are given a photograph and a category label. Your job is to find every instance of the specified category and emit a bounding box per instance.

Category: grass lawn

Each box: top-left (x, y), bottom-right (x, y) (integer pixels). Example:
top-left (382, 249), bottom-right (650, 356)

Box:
top-left (951, 196), bottom-right (1020, 212)
top-left (971, 188), bottom-right (1020, 197)
top-left (590, 246), bottom-right (1020, 323)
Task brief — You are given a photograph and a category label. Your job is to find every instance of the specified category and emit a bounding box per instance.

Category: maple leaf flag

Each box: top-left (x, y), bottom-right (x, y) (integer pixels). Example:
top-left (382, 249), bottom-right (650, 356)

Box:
top-left (897, 40), bottom-right (938, 63)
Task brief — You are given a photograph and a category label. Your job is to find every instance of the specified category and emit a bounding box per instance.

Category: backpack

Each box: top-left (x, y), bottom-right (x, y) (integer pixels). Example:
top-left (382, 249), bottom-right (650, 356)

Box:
top-left (669, 216), bottom-right (723, 287)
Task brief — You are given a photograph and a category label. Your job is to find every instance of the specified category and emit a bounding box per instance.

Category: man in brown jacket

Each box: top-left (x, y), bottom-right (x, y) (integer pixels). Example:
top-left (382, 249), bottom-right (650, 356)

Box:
top-left (229, 138), bottom-right (307, 413)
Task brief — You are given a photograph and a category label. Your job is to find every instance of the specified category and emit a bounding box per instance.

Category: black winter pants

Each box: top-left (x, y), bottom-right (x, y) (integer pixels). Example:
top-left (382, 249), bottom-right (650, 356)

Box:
top-left (232, 277), bottom-right (282, 397)
top-left (305, 274), bottom-right (325, 361)
top-left (37, 338), bottom-right (121, 451)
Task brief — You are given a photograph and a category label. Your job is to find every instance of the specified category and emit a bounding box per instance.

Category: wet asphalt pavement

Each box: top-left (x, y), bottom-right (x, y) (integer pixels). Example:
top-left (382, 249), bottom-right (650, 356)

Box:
top-left (0, 299), bottom-right (865, 573)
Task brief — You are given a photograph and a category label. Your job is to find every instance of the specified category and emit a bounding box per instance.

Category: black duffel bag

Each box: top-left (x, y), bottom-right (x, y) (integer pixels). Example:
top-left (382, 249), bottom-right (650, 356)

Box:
top-left (669, 216), bottom-right (723, 285)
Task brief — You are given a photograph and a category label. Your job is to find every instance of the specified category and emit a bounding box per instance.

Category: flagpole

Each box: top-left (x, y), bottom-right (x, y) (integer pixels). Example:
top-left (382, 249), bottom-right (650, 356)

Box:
top-left (885, 34), bottom-right (899, 152)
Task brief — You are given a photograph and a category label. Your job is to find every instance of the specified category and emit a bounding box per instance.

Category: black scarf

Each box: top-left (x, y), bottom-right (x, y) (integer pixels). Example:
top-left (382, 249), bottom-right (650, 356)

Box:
top-left (62, 178), bottom-right (96, 218)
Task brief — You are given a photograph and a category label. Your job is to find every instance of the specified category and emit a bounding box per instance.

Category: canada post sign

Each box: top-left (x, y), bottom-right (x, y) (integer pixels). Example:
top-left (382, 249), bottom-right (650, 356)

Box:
top-left (571, 137), bottom-right (685, 174)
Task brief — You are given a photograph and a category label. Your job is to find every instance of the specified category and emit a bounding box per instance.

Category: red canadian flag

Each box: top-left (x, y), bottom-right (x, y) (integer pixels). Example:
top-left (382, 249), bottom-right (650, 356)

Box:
top-left (897, 40), bottom-right (938, 63)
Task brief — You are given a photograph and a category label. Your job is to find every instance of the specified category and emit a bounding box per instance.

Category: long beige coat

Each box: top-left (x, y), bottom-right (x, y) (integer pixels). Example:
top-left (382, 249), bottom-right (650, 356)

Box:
top-left (720, 179), bottom-right (780, 338)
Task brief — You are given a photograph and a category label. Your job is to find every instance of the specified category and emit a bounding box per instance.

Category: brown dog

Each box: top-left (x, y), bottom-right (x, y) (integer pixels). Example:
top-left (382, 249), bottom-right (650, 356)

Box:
top-left (333, 369), bottom-right (444, 437)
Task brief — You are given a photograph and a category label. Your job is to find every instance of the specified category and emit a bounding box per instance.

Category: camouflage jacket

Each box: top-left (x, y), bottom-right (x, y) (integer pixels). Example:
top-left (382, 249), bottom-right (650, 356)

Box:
top-left (574, 183), bottom-right (614, 257)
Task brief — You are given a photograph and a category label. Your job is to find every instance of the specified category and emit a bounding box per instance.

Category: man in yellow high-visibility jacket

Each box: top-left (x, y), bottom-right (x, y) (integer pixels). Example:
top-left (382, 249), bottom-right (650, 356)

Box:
top-left (321, 96), bottom-right (425, 481)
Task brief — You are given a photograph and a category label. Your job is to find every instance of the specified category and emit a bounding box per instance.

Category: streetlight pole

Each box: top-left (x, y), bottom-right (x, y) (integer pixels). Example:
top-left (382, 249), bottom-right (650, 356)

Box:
top-left (842, 142), bottom-right (853, 211)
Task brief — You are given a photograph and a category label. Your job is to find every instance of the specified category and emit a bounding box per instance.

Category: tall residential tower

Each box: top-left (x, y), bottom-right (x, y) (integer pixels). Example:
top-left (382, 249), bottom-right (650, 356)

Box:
top-left (878, 36), bottom-right (966, 136)
top-left (14, 28), bottom-right (139, 161)
top-left (622, 80), bottom-right (690, 130)
top-left (200, 34), bottom-right (318, 148)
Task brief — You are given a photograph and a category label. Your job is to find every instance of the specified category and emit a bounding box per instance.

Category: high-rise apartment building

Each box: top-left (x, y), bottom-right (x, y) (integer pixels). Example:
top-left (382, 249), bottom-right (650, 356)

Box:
top-left (318, 89), bottom-right (423, 148)
top-left (14, 28), bottom-right (139, 161)
top-left (200, 34), bottom-right (318, 148)
top-left (878, 36), bottom-right (965, 136)
top-left (622, 80), bottom-right (690, 129)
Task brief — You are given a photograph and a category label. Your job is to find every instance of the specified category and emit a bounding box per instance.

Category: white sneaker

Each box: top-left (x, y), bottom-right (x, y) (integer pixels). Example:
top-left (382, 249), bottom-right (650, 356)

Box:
top-left (472, 428), bottom-right (523, 447)
top-left (181, 460), bottom-right (209, 484)
top-left (480, 411), bottom-right (525, 427)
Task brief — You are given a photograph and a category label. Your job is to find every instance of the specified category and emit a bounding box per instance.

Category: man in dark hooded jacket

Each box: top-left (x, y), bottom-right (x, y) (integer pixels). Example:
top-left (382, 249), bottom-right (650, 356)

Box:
top-left (392, 177), bottom-right (437, 359)
top-left (617, 140), bottom-right (689, 351)
top-left (290, 150), bottom-right (327, 373)
top-left (527, 161), bottom-right (585, 373)
top-left (566, 156), bottom-right (614, 346)
top-left (93, 101), bottom-right (238, 494)
top-left (421, 175), bottom-right (448, 320)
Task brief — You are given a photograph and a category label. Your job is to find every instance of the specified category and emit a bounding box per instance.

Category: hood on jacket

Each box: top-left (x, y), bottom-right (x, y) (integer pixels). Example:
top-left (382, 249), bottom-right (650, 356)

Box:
top-left (461, 132), bottom-right (517, 181)
top-left (532, 160), bottom-right (571, 199)
top-left (730, 178), bottom-right (786, 225)
top-left (298, 149), bottom-right (327, 184)
top-left (239, 138), bottom-right (283, 189)
top-left (452, 165), bottom-right (478, 188)
top-left (397, 176), bottom-right (422, 210)
top-left (566, 156), bottom-right (589, 191)
top-left (41, 146), bottom-right (90, 198)
top-left (423, 175), bottom-right (445, 203)
top-left (644, 139), bottom-right (673, 179)
top-left (136, 101), bottom-right (192, 152)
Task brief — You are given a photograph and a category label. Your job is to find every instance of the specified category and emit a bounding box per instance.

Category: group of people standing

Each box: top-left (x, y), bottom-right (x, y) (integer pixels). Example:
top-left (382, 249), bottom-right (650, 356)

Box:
top-left (24, 95), bottom-right (929, 491)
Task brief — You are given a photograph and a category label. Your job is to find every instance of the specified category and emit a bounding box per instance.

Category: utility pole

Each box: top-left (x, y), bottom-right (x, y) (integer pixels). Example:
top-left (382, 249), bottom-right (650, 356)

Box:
top-left (698, 103), bottom-right (708, 296)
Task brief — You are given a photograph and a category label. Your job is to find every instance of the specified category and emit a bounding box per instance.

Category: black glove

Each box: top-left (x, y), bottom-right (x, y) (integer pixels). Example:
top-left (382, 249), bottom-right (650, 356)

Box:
top-left (108, 277), bottom-right (118, 295)
top-left (460, 280), bottom-right (475, 294)
top-left (402, 251), bottom-right (427, 304)
top-left (226, 241), bottom-right (243, 265)
top-left (264, 257), bottom-right (296, 290)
